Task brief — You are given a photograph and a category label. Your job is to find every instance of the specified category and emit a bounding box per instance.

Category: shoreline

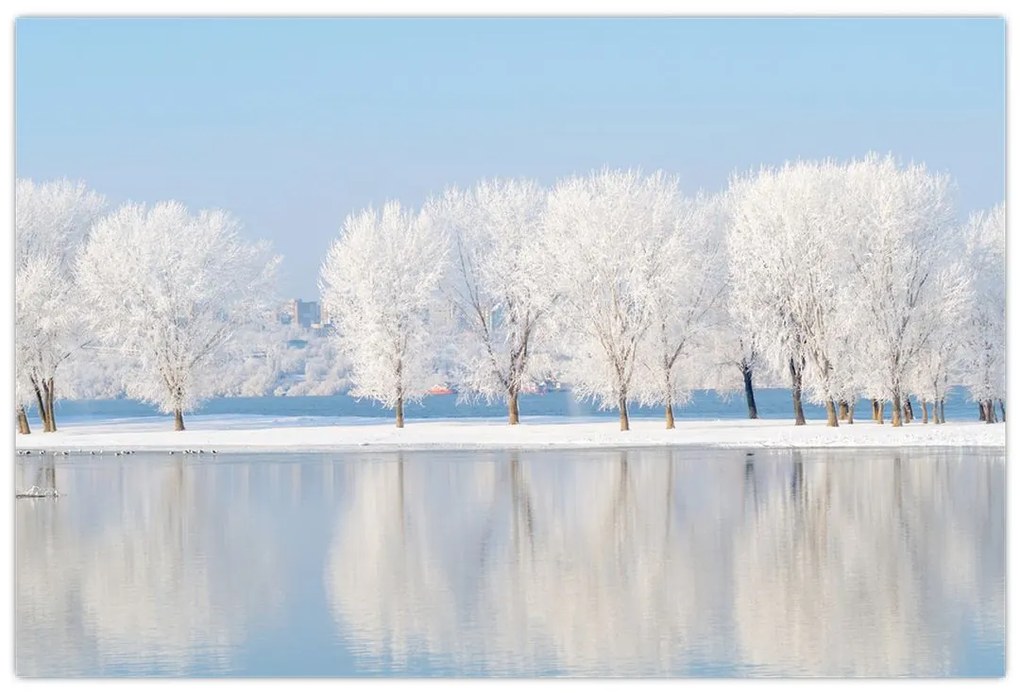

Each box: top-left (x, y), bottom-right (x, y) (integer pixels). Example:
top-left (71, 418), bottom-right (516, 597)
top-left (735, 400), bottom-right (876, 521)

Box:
top-left (13, 416), bottom-right (1006, 453)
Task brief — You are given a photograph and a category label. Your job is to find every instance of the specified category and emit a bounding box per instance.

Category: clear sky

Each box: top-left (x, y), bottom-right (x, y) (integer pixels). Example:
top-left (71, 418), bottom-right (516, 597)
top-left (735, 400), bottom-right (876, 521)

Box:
top-left (16, 17), bottom-right (1005, 298)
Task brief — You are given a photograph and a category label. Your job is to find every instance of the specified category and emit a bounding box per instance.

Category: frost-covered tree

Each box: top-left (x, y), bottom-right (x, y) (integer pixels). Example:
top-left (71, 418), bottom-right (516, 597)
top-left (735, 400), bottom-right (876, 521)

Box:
top-left (15, 179), bottom-right (106, 432)
top-left (958, 203), bottom-right (1005, 423)
top-left (320, 202), bottom-right (448, 428)
top-left (702, 316), bottom-right (766, 420)
top-left (728, 161), bottom-right (860, 427)
top-left (905, 255), bottom-right (972, 425)
top-left (209, 321), bottom-right (290, 397)
top-left (546, 169), bottom-right (679, 431)
top-left (846, 155), bottom-right (957, 427)
top-left (61, 344), bottom-right (130, 401)
top-left (423, 179), bottom-right (554, 424)
top-left (77, 201), bottom-right (280, 431)
top-left (273, 330), bottom-right (353, 396)
top-left (633, 192), bottom-right (729, 428)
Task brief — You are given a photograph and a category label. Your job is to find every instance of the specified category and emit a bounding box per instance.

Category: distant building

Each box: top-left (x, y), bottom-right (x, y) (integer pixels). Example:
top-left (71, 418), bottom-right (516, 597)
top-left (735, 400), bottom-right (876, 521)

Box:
top-left (279, 298), bottom-right (336, 331)
top-left (284, 299), bottom-right (321, 329)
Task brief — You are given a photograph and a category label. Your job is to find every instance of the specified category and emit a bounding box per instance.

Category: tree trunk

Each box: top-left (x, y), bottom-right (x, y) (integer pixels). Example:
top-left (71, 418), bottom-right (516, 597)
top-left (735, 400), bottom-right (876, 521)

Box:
top-left (847, 401), bottom-right (855, 424)
top-left (741, 362), bottom-right (758, 419)
top-left (789, 358), bottom-right (806, 426)
top-left (978, 403), bottom-right (986, 421)
top-left (921, 399), bottom-right (929, 424)
top-left (871, 399), bottom-right (880, 421)
top-left (17, 406), bottom-right (31, 435)
top-left (396, 396), bottom-right (405, 428)
top-left (508, 391), bottom-right (520, 425)
top-left (31, 380), bottom-right (51, 432)
top-left (984, 399), bottom-right (996, 424)
top-left (903, 397), bottom-right (913, 424)
top-left (838, 400), bottom-right (849, 421)
top-left (665, 402), bottom-right (675, 430)
top-left (618, 394), bottom-right (630, 432)
top-left (173, 408), bottom-right (185, 431)
top-left (891, 392), bottom-right (903, 427)
top-left (44, 378), bottom-right (57, 432)
top-left (938, 398), bottom-right (946, 424)
top-left (877, 399), bottom-right (885, 424)
top-left (999, 399), bottom-right (1006, 422)
top-left (825, 400), bottom-right (839, 427)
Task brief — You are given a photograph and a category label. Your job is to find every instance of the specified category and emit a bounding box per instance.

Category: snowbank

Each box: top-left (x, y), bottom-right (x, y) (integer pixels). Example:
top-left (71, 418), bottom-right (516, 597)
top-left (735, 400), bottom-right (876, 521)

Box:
top-left (14, 415), bottom-right (1005, 453)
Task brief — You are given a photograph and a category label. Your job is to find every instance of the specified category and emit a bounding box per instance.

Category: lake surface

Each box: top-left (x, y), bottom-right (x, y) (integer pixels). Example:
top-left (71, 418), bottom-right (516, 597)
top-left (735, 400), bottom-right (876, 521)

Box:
top-left (35, 387), bottom-right (983, 428)
top-left (15, 447), bottom-right (1004, 677)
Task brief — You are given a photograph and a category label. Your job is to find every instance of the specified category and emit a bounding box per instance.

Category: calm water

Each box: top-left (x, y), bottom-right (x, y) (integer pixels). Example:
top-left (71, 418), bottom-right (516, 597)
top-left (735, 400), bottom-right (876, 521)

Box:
top-left (34, 387), bottom-right (982, 427)
top-left (16, 448), bottom-right (1004, 678)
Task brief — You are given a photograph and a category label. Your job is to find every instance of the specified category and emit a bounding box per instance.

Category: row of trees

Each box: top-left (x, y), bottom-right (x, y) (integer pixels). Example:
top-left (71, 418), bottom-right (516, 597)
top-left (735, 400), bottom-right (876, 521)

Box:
top-left (322, 157), bottom-right (1005, 430)
top-left (15, 154), bottom-right (1005, 432)
top-left (16, 181), bottom-right (279, 433)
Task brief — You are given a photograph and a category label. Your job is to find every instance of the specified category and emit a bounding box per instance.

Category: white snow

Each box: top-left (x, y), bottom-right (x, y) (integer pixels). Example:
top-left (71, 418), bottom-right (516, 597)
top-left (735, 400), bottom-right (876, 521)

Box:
top-left (14, 415), bottom-right (1005, 453)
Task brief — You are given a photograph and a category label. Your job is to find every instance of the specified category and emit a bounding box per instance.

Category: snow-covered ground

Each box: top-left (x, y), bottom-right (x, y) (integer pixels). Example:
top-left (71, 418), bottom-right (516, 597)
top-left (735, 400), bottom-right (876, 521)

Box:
top-left (14, 415), bottom-right (1005, 453)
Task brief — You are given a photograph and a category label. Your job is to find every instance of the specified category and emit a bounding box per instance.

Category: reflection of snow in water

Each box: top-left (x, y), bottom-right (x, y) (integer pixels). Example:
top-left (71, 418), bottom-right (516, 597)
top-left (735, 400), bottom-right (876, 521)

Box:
top-left (325, 449), bottom-right (1004, 676)
top-left (16, 460), bottom-right (284, 676)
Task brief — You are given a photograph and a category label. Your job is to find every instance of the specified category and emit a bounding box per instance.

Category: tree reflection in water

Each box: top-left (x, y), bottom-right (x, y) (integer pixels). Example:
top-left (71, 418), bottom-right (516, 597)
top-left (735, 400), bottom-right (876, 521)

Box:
top-left (16, 448), bottom-right (1004, 677)
top-left (16, 457), bottom-right (286, 676)
top-left (325, 448), bottom-right (1004, 677)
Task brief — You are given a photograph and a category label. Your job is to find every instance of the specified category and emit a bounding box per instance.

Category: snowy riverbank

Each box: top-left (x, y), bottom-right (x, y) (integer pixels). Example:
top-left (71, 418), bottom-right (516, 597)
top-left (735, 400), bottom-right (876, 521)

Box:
top-left (14, 415), bottom-right (1006, 453)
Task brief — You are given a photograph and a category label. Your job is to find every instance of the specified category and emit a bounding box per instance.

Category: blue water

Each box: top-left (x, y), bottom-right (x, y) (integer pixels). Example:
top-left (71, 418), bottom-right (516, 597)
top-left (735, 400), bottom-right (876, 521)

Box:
top-left (34, 387), bottom-right (982, 426)
top-left (15, 447), bottom-right (1004, 677)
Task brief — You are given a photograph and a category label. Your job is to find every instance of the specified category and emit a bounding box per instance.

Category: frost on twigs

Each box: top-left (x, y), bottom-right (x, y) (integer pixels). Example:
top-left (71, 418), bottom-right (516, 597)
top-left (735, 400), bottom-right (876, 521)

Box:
top-left (631, 191), bottom-right (730, 429)
top-left (727, 155), bottom-right (975, 428)
top-left (956, 204), bottom-right (1005, 422)
top-left (15, 179), bottom-right (107, 433)
top-left (320, 202), bottom-right (448, 428)
top-left (545, 169), bottom-right (682, 431)
top-left (76, 201), bottom-right (280, 431)
top-left (422, 179), bottom-right (555, 425)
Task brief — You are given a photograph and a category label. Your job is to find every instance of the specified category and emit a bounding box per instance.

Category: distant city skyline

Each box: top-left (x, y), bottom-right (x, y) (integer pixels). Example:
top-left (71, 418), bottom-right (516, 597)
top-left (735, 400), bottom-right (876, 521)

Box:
top-left (16, 17), bottom-right (1005, 297)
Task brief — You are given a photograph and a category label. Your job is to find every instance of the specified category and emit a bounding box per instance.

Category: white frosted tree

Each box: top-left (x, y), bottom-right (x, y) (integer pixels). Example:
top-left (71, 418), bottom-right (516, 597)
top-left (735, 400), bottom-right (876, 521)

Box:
top-left (633, 192), bottom-right (729, 428)
top-left (15, 179), bottom-right (106, 432)
top-left (905, 253), bottom-right (972, 425)
top-left (76, 201), bottom-right (280, 431)
top-left (728, 160), bottom-right (860, 427)
top-left (319, 202), bottom-right (448, 428)
top-left (423, 179), bottom-right (554, 424)
top-left (845, 154), bottom-right (957, 427)
top-left (702, 300), bottom-right (766, 421)
top-left (61, 344), bottom-right (130, 401)
top-left (958, 203), bottom-right (1005, 423)
top-left (546, 169), bottom-right (679, 431)
top-left (273, 331), bottom-right (353, 397)
top-left (209, 321), bottom-right (290, 397)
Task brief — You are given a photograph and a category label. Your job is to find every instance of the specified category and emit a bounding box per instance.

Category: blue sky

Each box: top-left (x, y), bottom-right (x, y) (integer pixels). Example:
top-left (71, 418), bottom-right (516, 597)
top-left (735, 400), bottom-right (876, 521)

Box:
top-left (16, 17), bottom-right (1005, 298)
